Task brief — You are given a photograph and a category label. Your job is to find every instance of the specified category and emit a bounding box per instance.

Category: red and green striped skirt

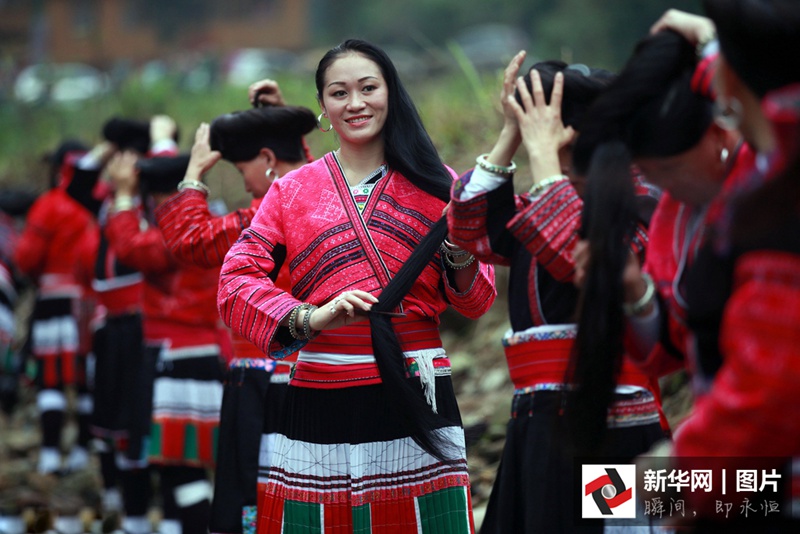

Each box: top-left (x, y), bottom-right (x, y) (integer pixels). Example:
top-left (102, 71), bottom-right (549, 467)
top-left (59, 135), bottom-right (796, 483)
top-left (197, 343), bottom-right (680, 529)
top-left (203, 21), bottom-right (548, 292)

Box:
top-left (258, 358), bottom-right (475, 533)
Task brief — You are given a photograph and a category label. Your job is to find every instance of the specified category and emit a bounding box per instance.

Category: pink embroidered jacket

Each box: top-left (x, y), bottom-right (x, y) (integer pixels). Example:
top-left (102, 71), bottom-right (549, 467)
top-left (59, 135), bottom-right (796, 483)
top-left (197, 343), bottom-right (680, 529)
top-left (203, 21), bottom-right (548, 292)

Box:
top-left (218, 153), bottom-right (496, 359)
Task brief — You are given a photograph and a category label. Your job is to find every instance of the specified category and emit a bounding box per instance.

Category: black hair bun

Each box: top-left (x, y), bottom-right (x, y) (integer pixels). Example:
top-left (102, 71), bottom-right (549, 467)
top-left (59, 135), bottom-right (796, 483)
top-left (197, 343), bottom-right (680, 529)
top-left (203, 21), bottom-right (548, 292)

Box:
top-left (136, 154), bottom-right (190, 193)
top-left (102, 117), bottom-right (151, 154)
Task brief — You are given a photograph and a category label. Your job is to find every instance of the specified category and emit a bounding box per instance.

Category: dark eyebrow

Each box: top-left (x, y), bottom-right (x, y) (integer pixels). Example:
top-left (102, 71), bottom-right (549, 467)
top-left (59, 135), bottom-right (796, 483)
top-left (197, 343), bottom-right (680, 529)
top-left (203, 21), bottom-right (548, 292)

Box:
top-left (327, 76), bottom-right (379, 88)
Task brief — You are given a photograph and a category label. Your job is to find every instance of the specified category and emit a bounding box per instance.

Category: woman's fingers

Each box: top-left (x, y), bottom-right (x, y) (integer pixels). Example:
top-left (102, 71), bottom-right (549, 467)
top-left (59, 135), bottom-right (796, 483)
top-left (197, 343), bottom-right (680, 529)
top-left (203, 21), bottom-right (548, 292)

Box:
top-left (549, 72), bottom-right (565, 116)
top-left (516, 75), bottom-right (535, 112)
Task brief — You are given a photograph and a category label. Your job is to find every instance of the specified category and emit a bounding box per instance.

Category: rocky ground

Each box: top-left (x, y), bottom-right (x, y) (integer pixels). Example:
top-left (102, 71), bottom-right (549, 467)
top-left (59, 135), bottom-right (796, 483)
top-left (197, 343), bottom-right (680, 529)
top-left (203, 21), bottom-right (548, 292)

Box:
top-left (0, 267), bottom-right (693, 532)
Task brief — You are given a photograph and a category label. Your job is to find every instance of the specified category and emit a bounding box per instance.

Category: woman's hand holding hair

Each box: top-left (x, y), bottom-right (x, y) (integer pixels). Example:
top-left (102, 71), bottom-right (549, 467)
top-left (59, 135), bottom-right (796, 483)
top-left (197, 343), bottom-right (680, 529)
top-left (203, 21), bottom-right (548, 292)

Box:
top-left (650, 9), bottom-right (716, 47)
top-left (248, 79), bottom-right (286, 107)
top-left (303, 290), bottom-right (379, 332)
top-left (509, 69), bottom-right (575, 186)
top-left (185, 123), bottom-right (222, 183)
top-left (483, 51), bottom-right (527, 171)
top-left (575, 238), bottom-right (653, 315)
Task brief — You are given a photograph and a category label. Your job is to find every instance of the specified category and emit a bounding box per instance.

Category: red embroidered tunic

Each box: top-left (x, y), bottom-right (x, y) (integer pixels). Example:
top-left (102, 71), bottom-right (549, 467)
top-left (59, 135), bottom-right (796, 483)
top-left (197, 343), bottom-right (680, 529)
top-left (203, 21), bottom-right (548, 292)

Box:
top-left (105, 210), bottom-right (220, 349)
top-left (218, 153), bottom-right (496, 360)
top-left (633, 144), bottom-right (756, 378)
top-left (15, 186), bottom-right (96, 295)
top-left (675, 84), bottom-right (800, 459)
top-left (448, 170), bottom-right (660, 395)
top-left (156, 190), bottom-right (289, 361)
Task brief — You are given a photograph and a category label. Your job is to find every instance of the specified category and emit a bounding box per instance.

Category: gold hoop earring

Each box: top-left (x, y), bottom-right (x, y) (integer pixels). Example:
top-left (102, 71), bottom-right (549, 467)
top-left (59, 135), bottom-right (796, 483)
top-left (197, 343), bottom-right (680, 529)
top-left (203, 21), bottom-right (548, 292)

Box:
top-left (317, 113), bottom-right (332, 133)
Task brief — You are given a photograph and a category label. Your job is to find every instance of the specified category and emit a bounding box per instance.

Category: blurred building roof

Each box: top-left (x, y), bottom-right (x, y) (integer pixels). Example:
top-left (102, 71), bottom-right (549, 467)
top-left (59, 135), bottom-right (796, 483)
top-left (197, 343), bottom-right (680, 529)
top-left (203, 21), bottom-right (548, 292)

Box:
top-left (1, 0), bottom-right (311, 68)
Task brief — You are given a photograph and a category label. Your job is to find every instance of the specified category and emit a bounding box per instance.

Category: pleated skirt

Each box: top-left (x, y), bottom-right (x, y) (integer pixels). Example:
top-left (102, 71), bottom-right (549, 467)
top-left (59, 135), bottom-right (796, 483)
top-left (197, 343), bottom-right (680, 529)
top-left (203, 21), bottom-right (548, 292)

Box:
top-left (479, 389), bottom-right (665, 534)
top-left (30, 296), bottom-right (85, 389)
top-left (210, 363), bottom-right (272, 533)
top-left (90, 313), bottom-right (144, 440)
top-left (125, 343), bottom-right (224, 468)
top-left (258, 364), bottom-right (474, 534)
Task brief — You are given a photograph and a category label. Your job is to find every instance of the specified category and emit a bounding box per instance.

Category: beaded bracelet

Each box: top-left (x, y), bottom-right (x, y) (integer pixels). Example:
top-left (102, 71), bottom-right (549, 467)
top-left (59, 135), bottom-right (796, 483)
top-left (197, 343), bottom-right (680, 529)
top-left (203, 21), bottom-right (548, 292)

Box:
top-left (301, 304), bottom-right (319, 340)
top-left (113, 194), bottom-right (135, 213)
top-left (440, 241), bottom-right (470, 258)
top-left (623, 272), bottom-right (655, 317)
top-left (476, 153), bottom-right (517, 177)
top-left (528, 174), bottom-right (568, 197)
top-left (443, 252), bottom-right (476, 270)
top-left (177, 179), bottom-right (211, 197)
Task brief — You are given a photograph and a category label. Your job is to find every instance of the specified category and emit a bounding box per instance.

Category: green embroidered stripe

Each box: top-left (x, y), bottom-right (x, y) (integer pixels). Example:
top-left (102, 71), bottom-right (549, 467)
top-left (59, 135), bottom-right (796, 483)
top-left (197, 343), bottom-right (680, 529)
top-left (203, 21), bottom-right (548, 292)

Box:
top-left (416, 486), bottom-right (469, 534)
top-left (283, 501), bottom-right (322, 534)
top-left (353, 503), bottom-right (371, 533)
top-left (183, 424), bottom-right (198, 461)
top-left (148, 422), bottom-right (162, 457)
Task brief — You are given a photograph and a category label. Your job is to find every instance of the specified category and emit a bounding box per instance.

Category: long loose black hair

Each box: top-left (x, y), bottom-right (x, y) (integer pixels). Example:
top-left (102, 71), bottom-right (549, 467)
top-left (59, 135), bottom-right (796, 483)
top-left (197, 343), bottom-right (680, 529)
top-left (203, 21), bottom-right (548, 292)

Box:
top-left (566, 142), bottom-right (640, 456)
top-left (315, 40), bottom-right (460, 460)
top-left (567, 31), bottom-right (710, 454)
top-left (315, 39), bottom-right (452, 202)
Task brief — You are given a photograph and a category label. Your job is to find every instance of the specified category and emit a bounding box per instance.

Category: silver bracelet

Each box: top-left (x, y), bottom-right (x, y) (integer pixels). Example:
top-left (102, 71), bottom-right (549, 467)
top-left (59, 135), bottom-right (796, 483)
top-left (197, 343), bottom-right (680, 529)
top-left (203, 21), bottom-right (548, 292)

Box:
top-left (440, 241), bottom-right (470, 258)
top-left (177, 179), bottom-right (211, 197)
top-left (623, 272), bottom-right (655, 317)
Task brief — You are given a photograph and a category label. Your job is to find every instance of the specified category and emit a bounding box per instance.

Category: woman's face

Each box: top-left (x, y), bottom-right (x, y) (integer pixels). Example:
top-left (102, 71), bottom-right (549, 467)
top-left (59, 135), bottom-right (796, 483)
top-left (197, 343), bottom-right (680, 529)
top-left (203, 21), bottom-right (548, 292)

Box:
top-left (319, 53), bottom-right (389, 150)
top-left (235, 153), bottom-right (271, 199)
top-left (634, 126), bottom-right (726, 207)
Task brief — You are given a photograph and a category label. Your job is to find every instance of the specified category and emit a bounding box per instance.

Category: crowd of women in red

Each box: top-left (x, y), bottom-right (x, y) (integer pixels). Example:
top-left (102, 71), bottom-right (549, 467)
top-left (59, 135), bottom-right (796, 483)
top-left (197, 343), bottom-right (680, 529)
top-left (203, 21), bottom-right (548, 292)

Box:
top-left (1, 1), bottom-right (799, 533)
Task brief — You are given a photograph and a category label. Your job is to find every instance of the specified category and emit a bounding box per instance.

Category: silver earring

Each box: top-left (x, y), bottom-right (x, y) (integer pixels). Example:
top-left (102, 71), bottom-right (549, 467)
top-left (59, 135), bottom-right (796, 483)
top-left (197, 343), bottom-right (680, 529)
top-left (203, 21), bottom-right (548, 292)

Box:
top-left (317, 113), bottom-right (332, 133)
top-left (720, 147), bottom-right (729, 164)
top-left (265, 168), bottom-right (273, 180)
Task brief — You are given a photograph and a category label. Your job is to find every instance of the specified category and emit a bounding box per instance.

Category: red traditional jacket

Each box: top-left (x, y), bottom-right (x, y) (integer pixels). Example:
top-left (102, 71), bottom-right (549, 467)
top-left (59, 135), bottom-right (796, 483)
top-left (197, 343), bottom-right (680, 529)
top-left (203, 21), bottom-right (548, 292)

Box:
top-left (156, 190), bottom-right (290, 361)
top-left (105, 210), bottom-right (220, 350)
top-left (632, 144), bottom-right (756, 379)
top-left (14, 171), bottom-right (96, 298)
top-left (674, 84), bottom-right (800, 459)
top-left (157, 191), bottom-right (258, 266)
top-left (448, 170), bottom-right (660, 394)
top-left (218, 153), bottom-right (496, 359)
top-left (670, 84), bottom-right (800, 516)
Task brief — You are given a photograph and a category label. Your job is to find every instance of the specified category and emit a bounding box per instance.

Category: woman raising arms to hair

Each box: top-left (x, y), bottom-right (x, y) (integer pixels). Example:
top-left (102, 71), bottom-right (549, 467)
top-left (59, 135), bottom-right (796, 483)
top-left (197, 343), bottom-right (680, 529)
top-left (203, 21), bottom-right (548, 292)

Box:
top-left (447, 53), bottom-right (664, 533)
top-left (625, 1), bottom-right (800, 525)
top-left (567, 29), bottom-right (755, 460)
top-left (218, 40), bottom-right (495, 533)
top-left (155, 84), bottom-right (317, 534)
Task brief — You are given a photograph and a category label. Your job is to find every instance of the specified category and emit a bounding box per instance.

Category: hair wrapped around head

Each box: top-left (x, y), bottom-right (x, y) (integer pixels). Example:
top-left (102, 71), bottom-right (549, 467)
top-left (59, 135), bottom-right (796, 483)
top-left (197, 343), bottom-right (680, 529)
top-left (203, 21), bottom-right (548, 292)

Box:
top-left (517, 60), bottom-right (615, 130)
top-left (102, 117), bottom-right (151, 154)
top-left (573, 31), bottom-right (713, 175)
top-left (136, 154), bottom-right (190, 194)
top-left (210, 106), bottom-right (317, 163)
top-left (705, 0), bottom-right (800, 98)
